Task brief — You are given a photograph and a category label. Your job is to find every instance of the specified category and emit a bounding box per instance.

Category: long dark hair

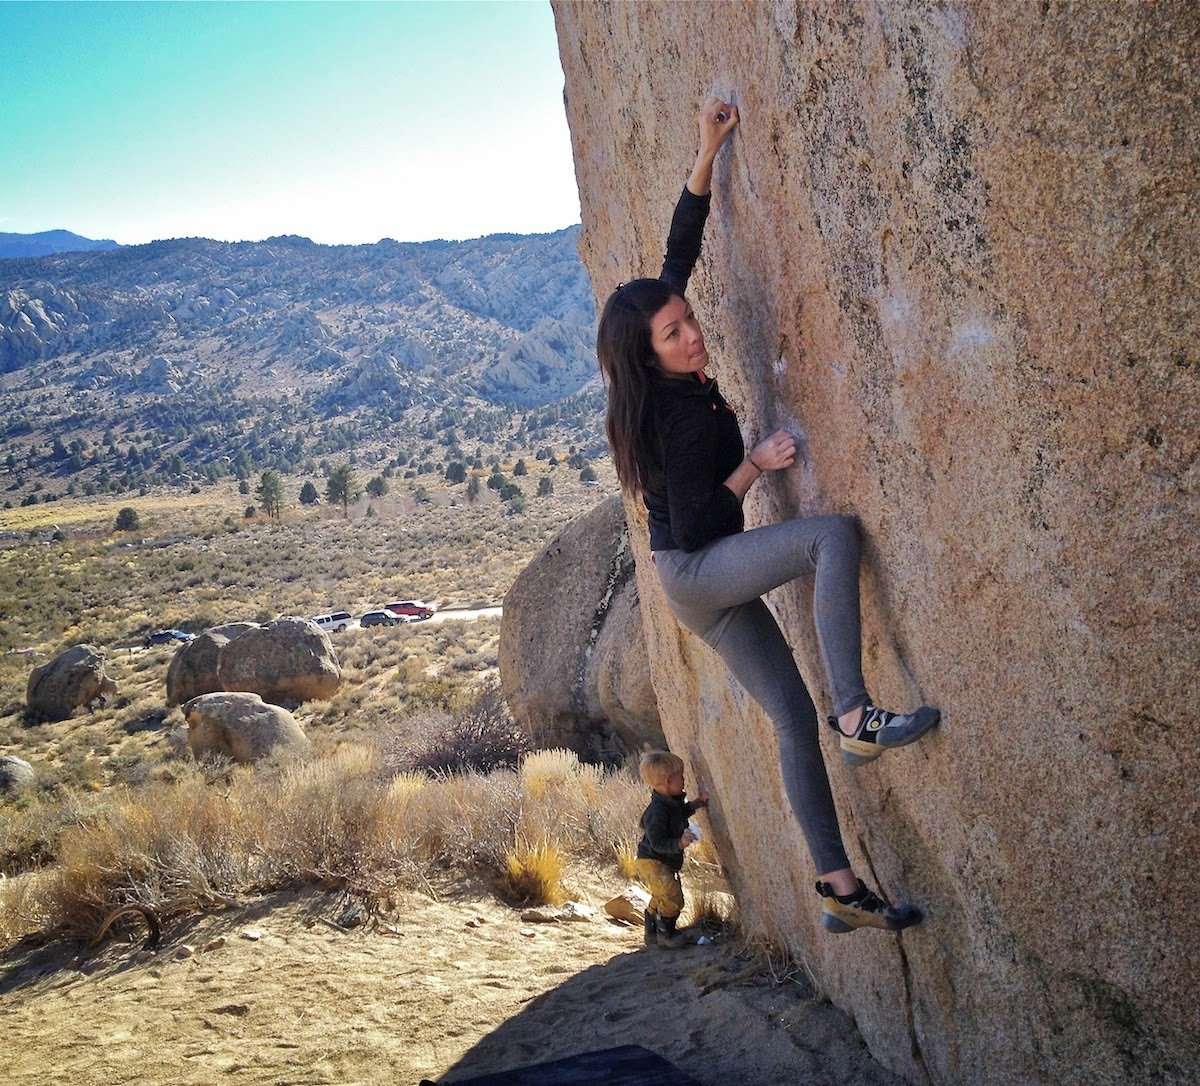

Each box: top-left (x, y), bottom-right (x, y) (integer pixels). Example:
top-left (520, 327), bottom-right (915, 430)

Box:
top-left (596, 277), bottom-right (676, 495)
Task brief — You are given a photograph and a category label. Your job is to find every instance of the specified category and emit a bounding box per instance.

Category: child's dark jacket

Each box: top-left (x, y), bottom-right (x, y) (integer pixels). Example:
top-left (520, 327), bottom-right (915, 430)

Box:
top-left (637, 791), bottom-right (705, 873)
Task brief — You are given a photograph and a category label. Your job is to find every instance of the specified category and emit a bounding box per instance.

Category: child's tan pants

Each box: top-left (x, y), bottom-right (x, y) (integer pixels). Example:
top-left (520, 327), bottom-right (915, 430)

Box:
top-left (635, 858), bottom-right (684, 919)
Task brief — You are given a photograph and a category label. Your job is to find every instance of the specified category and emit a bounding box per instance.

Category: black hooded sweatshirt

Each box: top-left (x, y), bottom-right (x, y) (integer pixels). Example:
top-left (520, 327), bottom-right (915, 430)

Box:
top-left (642, 185), bottom-right (746, 553)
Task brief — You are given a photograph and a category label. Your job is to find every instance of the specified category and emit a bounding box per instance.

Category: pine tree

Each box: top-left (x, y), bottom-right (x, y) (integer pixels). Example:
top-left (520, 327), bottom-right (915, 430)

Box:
top-left (326, 463), bottom-right (359, 517)
top-left (256, 470), bottom-right (284, 520)
top-left (299, 480), bottom-right (320, 505)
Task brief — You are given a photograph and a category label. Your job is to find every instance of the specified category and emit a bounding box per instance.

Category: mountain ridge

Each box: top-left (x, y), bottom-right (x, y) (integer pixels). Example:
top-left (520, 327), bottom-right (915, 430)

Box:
top-left (0, 229), bottom-right (122, 259)
top-left (0, 224), bottom-right (604, 504)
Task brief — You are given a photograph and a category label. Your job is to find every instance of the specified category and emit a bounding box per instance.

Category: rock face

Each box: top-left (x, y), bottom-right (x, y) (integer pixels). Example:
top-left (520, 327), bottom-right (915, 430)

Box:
top-left (585, 571), bottom-right (661, 752)
top-left (25, 644), bottom-right (117, 721)
top-left (501, 495), bottom-right (663, 760)
top-left (0, 756), bottom-right (36, 796)
top-left (216, 617), bottom-right (341, 705)
top-left (165, 622), bottom-right (259, 707)
top-left (553, 4), bottom-right (1198, 1085)
top-left (183, 692), bottom-right (311, 765)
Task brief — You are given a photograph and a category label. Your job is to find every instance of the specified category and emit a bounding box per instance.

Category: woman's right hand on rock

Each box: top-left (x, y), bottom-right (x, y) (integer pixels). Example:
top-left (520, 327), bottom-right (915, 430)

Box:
top-left (699, 95), bottom-right (739, 157)
top-left (751, 430), bottom-right (796, 472)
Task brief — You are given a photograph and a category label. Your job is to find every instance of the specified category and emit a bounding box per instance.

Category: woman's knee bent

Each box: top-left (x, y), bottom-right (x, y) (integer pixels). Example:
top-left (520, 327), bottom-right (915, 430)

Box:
top-left (815, 513), bottom-right (861, 562)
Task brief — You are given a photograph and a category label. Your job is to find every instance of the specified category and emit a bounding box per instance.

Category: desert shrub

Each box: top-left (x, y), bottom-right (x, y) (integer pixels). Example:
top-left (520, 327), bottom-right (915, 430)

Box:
top-left (114, 507), bottom-right (139, 531)
top-left (388, 681), bottom-right (529, 776)
top-left (450, 650), bottom-right (497, 672)
top-left (0, 788), bottom-right (111, 876)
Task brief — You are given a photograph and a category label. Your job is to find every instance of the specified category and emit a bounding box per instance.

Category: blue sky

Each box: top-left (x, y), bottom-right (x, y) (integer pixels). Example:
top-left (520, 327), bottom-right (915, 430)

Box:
top-left (1, 1), bottom-right (580, 245)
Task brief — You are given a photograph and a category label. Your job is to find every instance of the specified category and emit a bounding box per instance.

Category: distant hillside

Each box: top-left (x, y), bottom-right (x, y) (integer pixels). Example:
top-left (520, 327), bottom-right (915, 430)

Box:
top-left (0, 227), bottom-right (606, 507)
top-left (0, 230), bottom-right (121, 259)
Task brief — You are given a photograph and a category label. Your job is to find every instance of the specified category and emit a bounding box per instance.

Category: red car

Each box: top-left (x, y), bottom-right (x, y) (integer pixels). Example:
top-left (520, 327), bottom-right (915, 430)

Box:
top-left (385, 600), bottom-right (435, 620)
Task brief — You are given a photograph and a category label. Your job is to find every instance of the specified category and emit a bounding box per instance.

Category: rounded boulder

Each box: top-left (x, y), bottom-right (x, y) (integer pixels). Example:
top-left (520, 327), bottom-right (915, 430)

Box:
top-left (0, 756), bottom-right (36, 796)
top-left (165, 622), bottom-right (259, 707)
top-left (501, 495), bottom-right (663, 760)
top-left (216, 617), bottom-right (341, 705)
top-left (25, 644), bottom-right (117, 722)
top-left (183, 692), bottom-right (312, 764)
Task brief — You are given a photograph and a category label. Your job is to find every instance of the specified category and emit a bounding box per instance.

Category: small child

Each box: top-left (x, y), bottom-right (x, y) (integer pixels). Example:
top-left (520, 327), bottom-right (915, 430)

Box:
top-left (635, 750), bottom-right (709, 949)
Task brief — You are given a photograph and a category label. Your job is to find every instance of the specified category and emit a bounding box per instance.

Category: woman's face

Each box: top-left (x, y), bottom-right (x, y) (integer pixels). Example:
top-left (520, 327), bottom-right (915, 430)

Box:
top-left (649, 294), bottom-right (708, 376)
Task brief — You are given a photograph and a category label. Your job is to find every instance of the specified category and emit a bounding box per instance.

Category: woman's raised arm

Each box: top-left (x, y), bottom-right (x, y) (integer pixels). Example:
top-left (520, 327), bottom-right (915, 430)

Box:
top-left (687, 96), bottom-right (739, 197)
top-left (659, 97), bottom-right (739, 296)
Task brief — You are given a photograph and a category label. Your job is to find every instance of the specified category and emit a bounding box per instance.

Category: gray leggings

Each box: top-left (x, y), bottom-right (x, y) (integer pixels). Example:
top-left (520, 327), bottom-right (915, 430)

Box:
top-left (653, 515), bottom-right (868, 875)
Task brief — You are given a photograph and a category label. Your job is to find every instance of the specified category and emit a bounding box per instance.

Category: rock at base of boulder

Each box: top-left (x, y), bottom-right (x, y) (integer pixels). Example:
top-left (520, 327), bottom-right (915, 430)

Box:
top-left (25, 644), bottom-right (117, 722)
top-left (0, 756), bottom-right (36, 796)
top-left (183, 692), bottom-right (312, 765)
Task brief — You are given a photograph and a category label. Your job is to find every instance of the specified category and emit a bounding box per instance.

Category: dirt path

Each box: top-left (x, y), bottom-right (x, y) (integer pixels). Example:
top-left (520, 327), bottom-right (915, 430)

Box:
top-left (425, 606), bottom-right (502, 624)
top-left (0, 883), bottom-right (900, 1085)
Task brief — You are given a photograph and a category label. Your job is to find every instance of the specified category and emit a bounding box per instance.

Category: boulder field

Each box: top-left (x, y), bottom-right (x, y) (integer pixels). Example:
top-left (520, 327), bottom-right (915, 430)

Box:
top-left (552, 3), bottom-right (1198, 1084)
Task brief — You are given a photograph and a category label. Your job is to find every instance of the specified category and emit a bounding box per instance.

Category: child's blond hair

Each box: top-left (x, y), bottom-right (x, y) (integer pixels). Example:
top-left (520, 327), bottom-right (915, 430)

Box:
top-left (639, 750), bottom-right (684, 789)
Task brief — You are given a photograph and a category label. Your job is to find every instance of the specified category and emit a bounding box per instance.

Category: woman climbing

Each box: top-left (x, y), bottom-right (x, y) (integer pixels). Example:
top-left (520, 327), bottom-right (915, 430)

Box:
top-left (596, 96), bottom-right (941, 934)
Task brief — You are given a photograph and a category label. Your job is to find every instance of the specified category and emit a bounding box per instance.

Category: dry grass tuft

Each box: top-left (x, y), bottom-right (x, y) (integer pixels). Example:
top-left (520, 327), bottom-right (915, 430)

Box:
top-left (519, 747), bottom-right (583, 798)
top-left (615, 844), bottom-right (639, 880)
top-left (732, 924), bottom-right (822, 1002)
top-left (500, 838), bottom-right (567, 906)
top-left (685, 885), bottom-right (740, 933)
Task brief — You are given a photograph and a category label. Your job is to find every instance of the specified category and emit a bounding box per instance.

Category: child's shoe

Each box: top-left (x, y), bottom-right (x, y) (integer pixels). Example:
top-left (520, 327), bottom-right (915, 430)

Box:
top-left (655, 913), bottom-right (690, 949)
top-left (815, 878), bottom-right (922, 933)
top-left (643, 909), bottom-right (659, 947)
top-left (828, 701), bottom-right (940, 766)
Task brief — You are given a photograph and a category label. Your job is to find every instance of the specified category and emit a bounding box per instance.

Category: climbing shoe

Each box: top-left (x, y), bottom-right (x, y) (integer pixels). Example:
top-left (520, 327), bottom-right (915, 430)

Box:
top-left (815, 879), bottom-right (922, 934)
top-left (828, 701), bottom-right (940, 767)
top-left (655, 913), bottom-right (691, 949)
top-left (643, 909), bottom-right (660, 947)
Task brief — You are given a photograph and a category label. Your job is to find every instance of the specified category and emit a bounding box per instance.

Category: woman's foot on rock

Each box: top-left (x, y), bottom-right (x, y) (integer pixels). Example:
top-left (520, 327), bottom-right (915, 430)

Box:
top-left (829, 702), bottom-right (940, 766)
top-left (815, 879), bottom-right (922, 933)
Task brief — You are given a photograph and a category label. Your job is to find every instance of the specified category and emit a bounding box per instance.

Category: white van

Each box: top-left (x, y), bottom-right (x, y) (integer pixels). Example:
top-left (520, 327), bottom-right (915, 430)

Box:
top-left (311, 611), bottom-right (353, 633)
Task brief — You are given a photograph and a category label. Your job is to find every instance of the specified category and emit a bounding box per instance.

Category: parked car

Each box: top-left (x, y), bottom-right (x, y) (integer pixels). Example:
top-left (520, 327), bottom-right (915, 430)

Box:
top-left (385, 600), bottom-right (435, 620)
top-left (360, 609), bottom-right (402, 628)
top-left (143, 628), bottom-right (195, 649)
top-left (311, 611), bottom-right (354, 633)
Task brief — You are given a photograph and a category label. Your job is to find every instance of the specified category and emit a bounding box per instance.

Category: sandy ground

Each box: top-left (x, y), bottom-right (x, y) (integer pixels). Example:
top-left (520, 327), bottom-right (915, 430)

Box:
top-left (0, 881), bottom-right (901, 1086)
